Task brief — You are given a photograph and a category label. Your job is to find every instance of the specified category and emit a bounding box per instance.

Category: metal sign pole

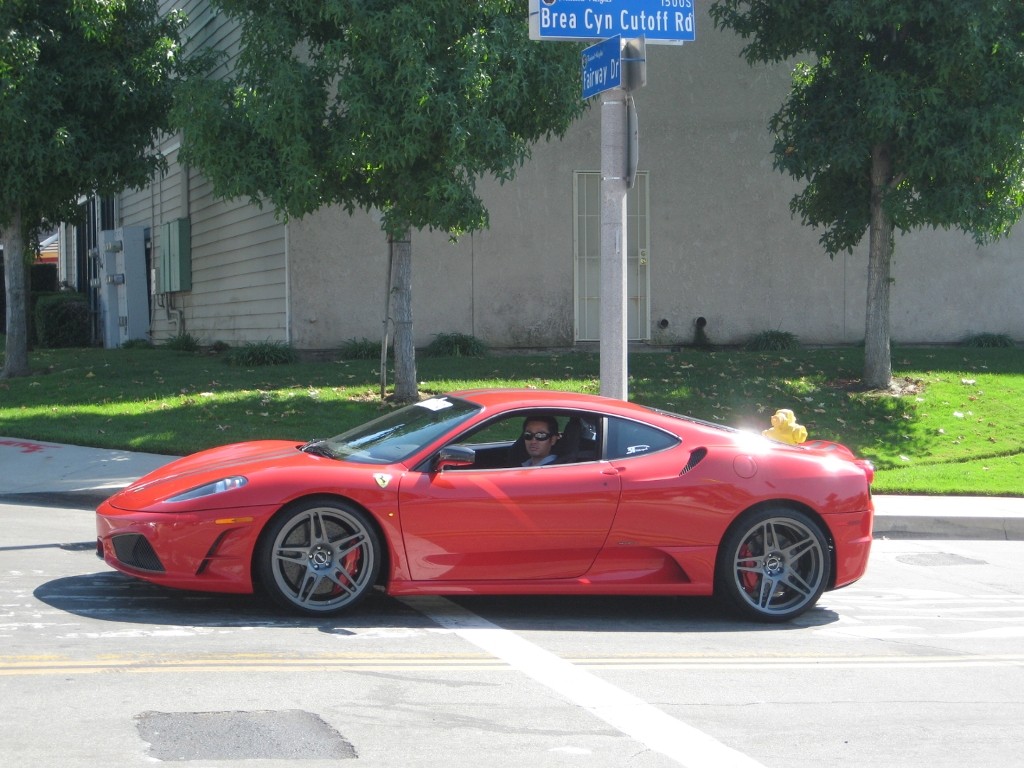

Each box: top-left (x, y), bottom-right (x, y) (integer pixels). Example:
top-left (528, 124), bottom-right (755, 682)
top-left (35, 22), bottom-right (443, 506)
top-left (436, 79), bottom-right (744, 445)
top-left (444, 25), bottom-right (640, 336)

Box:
top-left (599, 79), bottom-right (629, 400)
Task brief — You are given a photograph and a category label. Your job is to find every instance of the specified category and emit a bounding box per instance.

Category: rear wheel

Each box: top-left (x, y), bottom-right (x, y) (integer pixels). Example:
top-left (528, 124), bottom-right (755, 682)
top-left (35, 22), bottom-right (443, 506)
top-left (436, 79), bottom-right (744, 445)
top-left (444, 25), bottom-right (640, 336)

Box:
top-left (716, 507), bottom-right (830, 622)
top-left (256, 498), bottom-right (381, 615)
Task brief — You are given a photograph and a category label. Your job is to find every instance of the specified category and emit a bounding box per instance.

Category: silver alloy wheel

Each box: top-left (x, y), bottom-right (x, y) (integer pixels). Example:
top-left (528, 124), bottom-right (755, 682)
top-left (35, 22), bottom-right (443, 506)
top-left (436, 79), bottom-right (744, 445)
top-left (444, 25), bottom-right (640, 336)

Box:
top-left (259, 500), bottom-right (380, 615)
top-left (719, 509), bottom-right (830, 622)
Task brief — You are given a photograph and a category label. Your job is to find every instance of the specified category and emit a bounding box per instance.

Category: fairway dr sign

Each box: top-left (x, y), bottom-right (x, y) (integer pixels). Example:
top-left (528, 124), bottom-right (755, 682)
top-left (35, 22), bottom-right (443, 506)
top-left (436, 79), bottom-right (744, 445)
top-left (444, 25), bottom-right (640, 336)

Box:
top-left (581, 35), bottom-right (622, 99)
top-left (529, 0), bottom-right (695, 44)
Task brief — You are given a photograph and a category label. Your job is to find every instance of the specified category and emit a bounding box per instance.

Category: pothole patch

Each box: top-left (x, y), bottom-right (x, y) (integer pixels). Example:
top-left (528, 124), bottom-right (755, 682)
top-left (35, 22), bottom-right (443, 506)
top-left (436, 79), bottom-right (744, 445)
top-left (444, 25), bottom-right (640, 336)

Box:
top-left (136, 709), bottom-right (356, 761)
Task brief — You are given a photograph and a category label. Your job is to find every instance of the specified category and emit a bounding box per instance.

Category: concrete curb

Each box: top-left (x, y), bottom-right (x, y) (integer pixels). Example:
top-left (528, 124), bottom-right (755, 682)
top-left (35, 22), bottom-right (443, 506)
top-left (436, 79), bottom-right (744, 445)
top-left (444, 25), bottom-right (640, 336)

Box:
top-left (872, 495), bottom-right (1024, 541)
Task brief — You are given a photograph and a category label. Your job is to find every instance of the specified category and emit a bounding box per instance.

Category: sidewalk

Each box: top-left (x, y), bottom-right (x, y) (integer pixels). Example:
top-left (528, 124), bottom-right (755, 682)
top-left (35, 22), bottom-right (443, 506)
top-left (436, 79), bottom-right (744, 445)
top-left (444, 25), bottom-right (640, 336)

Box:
top-left (2, 436), bottom-right (1023, 540)
top-left (0, 436), bottom-right (173, 509)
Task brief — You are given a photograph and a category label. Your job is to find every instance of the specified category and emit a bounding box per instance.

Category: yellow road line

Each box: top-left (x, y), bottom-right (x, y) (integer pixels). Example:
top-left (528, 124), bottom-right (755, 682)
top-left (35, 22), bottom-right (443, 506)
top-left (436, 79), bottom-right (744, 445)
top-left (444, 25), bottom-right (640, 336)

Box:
top-left (2, 652), bottom-right (1022, 676)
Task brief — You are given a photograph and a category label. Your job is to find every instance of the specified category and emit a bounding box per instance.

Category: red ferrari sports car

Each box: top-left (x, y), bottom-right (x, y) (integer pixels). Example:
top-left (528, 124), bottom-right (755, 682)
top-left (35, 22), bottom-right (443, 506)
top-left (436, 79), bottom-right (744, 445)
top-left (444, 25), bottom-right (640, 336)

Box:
top-left (96, 390), bottom-right (874, 622)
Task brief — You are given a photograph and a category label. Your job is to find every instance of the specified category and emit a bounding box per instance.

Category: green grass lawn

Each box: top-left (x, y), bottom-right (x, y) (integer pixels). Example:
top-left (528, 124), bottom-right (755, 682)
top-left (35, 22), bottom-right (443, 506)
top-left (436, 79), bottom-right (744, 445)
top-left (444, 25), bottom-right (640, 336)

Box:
top-left (1, 340), bottom-right (1021, 496)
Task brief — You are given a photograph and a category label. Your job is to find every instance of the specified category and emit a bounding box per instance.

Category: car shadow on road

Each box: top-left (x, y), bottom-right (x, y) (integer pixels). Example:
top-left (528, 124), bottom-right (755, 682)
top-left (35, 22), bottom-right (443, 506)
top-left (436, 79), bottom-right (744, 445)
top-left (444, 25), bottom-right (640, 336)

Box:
top-left (34, 571), bottom-right (429, 632)
top-left (35, 568), bottom-right (842, 633)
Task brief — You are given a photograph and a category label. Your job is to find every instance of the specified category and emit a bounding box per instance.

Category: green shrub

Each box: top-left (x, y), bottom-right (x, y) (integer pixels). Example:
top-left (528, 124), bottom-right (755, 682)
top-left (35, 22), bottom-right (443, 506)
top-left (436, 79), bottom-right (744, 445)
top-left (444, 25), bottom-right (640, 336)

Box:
top-left (209, 340), bottom-right (231, 354)
top-left (164, 332), bottom-right (202, 352)
top-left (227, 340), bottom-right (298, 366)
top-left (121, 338), bottom-right (154, 350)
top-left (340, 337), bottom-right (382, 360)
top-left (745, 330), bottom-right (800, 352)
top-left (424, 332), bottom-right (488, 357)
top-left (34, 293), bottom-right (91, 348)
top-left (964, 332), bottom-right (1014, 348)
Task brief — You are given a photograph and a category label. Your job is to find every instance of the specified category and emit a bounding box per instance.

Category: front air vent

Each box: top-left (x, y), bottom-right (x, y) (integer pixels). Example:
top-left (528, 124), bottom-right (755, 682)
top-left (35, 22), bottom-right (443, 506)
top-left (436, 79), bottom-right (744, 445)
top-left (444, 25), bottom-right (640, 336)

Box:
top-left (680, 447), bottom-right (708, 475)
top-left (111, 533), bottom-right (165, 572)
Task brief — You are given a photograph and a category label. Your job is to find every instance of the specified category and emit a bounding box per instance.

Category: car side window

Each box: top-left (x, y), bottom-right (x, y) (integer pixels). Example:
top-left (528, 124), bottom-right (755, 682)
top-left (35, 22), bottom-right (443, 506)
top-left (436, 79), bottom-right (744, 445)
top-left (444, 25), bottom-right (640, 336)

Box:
top-left (441, 416), bottom-right (521, 469)
top-left (443, 412), bottom-right (604, 469)
top-left (604, 416), bottom-right (679, 460)
top-left (460, 417), bottom-right (522, 446)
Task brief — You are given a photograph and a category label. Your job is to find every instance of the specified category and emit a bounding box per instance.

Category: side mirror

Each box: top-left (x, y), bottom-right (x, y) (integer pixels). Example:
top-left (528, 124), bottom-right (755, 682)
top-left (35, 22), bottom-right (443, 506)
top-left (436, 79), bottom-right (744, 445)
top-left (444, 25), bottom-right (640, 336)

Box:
top-left (435, 445), bottom-right (475, 472)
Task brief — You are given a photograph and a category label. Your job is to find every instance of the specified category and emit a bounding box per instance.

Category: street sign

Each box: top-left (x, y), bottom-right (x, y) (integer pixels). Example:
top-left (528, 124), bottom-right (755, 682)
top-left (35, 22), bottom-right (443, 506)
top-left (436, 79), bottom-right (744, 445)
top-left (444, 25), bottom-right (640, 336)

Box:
top-left (581, 36), bottom-right (647, 100)
top-left (530, 0), bottom-right (695, 45)
top-left (581, 35), bottom-right (621, 100)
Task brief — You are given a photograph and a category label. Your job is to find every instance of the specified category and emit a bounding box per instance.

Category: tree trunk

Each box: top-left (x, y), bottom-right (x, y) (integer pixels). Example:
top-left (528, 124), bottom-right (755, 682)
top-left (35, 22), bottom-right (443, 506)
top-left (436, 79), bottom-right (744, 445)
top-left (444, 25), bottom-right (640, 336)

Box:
top-left (1, 208), bottom-right (31, 379)
top-left (864, 144), bottom-right (894, 390)
top-left (389, 229), bottom-right (418, 402)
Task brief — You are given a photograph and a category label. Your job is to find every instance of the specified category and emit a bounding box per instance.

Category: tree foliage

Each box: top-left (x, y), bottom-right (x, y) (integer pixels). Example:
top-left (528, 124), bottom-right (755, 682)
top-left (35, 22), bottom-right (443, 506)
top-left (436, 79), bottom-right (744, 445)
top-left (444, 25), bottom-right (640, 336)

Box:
top-left (1, 0), bottom-right (186, 231)
top-left (175, 0), bottom-right (585, 400)
top-left (709, 1), bottom-right (1024, 387)
top-left (179, 0), bottom-right (583, 236)
top-left (1, 0), bottom-right (186, 377)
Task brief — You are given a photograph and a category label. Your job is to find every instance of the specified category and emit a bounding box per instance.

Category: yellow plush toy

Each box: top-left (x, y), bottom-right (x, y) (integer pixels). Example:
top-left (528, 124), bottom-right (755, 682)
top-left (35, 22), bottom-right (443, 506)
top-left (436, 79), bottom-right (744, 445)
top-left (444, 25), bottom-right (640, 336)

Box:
top-left (763, 408), bottom-right (808, 444)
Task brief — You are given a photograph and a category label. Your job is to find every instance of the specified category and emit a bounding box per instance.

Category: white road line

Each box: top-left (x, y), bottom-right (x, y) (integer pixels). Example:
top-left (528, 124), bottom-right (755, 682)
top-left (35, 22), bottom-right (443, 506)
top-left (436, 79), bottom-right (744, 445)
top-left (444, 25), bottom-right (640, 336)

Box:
top-left (404, 596), bottom-right (766, 768)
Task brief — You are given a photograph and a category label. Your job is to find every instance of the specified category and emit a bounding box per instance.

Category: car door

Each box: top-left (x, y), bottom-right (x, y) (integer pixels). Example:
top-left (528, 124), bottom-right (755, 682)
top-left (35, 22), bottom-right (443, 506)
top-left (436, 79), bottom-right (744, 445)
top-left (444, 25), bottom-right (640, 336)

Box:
top-left (398, 461), bottom-right (621, 581)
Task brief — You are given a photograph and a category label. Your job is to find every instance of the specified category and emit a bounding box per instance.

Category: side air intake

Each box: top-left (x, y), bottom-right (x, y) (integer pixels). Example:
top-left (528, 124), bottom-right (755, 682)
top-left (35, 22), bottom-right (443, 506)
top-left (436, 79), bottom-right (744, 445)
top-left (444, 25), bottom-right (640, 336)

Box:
top-left (680, 447), bottom-right (708, 475)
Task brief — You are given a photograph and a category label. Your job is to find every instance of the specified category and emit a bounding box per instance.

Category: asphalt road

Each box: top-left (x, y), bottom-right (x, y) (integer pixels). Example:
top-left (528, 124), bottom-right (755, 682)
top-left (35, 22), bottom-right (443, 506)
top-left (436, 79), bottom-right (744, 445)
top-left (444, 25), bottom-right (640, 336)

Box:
top-left (2, 501), bottom-right (1022, 768)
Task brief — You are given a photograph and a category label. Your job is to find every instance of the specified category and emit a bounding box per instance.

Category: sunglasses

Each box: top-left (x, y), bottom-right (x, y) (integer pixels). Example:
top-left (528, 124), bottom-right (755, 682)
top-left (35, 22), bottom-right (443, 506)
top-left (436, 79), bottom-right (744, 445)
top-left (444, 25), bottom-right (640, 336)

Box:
top-left (522, 431), bottom-right (554, 441)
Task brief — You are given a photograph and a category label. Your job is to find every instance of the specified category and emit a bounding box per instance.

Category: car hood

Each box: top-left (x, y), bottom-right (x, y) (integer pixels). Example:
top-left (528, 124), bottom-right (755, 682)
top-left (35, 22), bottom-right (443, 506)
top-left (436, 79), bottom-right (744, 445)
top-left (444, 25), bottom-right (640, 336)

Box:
top-left (104, 440), bottom-right (359, 511)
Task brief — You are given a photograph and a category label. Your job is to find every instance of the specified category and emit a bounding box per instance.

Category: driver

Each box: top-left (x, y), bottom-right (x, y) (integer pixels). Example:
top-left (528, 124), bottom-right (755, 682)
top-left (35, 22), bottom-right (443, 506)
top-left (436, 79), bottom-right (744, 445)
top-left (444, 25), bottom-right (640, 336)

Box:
top-left (521, 414), bottom-right (560, 466)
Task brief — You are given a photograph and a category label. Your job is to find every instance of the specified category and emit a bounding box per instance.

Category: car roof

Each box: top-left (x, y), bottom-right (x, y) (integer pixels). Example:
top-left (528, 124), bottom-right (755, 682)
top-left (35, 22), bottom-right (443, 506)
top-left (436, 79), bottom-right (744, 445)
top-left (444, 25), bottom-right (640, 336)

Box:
top-left (446, 388), bottom-right (740, 440)
top-left (448, 388), bottom-right (662, 418)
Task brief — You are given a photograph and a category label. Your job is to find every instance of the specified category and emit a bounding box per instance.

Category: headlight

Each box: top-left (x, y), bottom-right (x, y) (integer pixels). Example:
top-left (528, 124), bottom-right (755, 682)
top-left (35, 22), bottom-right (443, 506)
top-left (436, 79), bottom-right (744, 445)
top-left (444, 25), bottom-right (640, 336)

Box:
top-left (167, 476), bottom-right (248, 503)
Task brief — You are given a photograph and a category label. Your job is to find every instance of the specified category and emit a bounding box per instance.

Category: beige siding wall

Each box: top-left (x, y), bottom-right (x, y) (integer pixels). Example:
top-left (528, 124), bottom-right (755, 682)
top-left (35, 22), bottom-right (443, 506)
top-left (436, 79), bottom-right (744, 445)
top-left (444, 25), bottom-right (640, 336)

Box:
top-left (118, 142), bottom-right (287, 346)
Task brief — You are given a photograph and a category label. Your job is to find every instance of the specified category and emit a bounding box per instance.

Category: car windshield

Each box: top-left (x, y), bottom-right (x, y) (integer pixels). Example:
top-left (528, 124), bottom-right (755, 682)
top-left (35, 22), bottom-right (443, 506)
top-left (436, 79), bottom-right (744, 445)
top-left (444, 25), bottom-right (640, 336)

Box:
top-left (318, 396), bottom-right (481, 465)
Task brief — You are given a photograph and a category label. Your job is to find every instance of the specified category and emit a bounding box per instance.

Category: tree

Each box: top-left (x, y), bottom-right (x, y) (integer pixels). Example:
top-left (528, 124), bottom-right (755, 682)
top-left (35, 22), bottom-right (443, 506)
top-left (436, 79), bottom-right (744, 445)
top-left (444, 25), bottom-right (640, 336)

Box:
top-left (709, 1), bottom-right (1024, 388)
top-left (175, 0), bottom-right (584, 402)
top-left (0, 0), bottom-right (186, 378)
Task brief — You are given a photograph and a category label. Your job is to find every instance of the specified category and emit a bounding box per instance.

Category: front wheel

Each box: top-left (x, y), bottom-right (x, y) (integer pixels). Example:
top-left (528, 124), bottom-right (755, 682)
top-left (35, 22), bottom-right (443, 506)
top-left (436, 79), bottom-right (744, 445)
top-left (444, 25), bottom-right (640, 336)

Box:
top-left (256, 498), bottom-right (381, 615)
top-left (716, 508), bottom-right (830, 622)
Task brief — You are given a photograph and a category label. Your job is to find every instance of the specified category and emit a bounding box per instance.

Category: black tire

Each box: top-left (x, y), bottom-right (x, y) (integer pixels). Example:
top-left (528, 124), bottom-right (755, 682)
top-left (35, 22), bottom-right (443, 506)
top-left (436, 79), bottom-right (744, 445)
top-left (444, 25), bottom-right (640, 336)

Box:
top-left (716, 507), bottom-right (830, 622)
top-left (256, 498), bottom-right (381, 616)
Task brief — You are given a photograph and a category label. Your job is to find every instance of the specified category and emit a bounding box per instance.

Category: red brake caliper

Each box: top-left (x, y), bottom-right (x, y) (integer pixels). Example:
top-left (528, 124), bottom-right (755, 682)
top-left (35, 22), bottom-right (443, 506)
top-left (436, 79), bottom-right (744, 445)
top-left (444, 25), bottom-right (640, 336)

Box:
top-left (739, 543), bottom-right (760, 593)
top-left (338, 548), bottom-right (362, 588)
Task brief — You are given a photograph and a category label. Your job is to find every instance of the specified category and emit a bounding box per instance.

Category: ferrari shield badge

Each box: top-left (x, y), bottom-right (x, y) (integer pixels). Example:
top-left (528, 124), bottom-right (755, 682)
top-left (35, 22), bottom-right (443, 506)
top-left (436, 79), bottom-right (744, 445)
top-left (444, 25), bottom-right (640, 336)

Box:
top-left (373, 473), bottom-right (392, 489)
